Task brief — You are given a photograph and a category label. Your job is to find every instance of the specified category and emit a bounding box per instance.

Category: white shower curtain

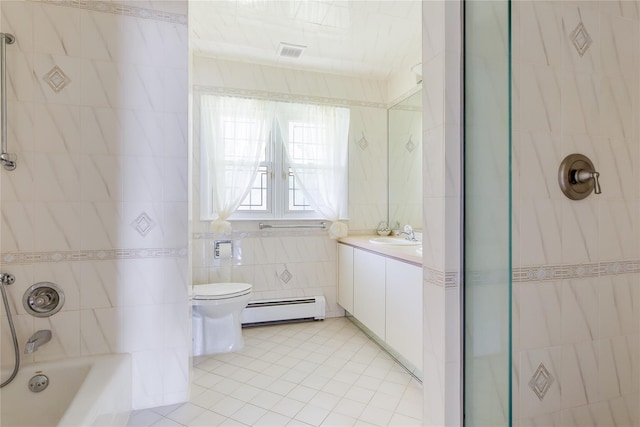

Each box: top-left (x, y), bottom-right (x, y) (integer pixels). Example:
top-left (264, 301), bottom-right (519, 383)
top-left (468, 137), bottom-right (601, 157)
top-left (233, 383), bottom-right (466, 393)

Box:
top-left (200, 95), bottom-right (275, 233)
top-left (275, 102), bottom-right (350, 238)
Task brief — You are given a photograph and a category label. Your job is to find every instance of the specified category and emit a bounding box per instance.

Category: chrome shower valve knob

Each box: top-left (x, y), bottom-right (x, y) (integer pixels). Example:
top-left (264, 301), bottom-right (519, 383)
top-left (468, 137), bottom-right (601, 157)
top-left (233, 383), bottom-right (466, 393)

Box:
top-left (574, 169), bottom-right (601, 194)
top-left (558, 153), bottom-right (602, 200)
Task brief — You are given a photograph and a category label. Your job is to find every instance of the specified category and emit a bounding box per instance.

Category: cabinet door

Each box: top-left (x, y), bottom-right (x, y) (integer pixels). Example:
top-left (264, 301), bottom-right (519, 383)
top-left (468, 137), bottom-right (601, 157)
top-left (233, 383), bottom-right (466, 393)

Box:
top-left (385, 258), bottom-right (422, 370)
top-left (337, 244), bottom-right (354, 313)
top-left (353, 249), bottom-right (386, 340)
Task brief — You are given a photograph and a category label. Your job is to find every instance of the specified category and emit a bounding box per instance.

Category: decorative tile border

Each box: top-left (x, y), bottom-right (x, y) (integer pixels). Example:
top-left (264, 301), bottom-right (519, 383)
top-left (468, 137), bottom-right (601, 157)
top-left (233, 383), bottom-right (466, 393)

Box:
top-left (32, 0), bottom-right (188, 25)
top-left (194, 85), bottom-right (388, 110)
top-left (1, 247), bottom-right (187, 265)
top-left (424, 267), bottom-right (459, 288)
top-left (513, 260), bottom-right (640, 282)
top-left (388, 85), bottom-right (422, 110)
top-left (194, 231), bottom-right (460, 287)
top-left (193, 229), bottom-right (329, 240)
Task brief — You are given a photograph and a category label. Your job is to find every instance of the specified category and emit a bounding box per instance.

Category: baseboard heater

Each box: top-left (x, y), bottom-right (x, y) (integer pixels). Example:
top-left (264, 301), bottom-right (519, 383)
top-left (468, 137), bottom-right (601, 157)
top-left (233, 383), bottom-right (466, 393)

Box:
top-left (241, 296), bottom-right (326, 327)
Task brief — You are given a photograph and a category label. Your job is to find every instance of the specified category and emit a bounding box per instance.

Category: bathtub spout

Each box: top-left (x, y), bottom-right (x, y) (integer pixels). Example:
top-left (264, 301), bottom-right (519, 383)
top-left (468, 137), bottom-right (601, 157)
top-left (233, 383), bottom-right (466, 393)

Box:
top-left (25, 330), bottom-right (52, 354)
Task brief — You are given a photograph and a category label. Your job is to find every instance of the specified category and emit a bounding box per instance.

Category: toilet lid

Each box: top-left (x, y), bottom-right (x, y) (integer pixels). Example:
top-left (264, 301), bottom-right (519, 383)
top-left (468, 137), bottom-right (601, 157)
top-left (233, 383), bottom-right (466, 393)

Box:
top-left (192, 282), bottom-right (252, 300)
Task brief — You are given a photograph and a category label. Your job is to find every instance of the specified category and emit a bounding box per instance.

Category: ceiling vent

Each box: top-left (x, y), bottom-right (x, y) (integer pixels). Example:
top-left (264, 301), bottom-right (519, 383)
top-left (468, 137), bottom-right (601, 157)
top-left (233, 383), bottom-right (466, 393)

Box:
top-left (277, 42), bottom-right (307, 59)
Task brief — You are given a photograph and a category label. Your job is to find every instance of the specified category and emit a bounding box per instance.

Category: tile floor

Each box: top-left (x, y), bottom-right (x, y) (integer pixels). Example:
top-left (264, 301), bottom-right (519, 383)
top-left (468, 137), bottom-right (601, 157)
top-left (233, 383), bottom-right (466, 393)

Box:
top-left (128, 317), bottom-right (423, 426)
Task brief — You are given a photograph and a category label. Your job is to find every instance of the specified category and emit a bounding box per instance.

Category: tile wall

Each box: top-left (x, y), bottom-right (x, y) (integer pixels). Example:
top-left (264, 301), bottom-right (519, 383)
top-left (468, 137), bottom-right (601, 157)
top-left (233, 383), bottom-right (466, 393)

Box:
top-left (0, 0), bottom-right (189, 410)
top-left (191, 56), bottom-right (418, 317)
top-left (512, 1), bottom-right (640, 425)
top-left (420, 1), bottom-right (462, 425)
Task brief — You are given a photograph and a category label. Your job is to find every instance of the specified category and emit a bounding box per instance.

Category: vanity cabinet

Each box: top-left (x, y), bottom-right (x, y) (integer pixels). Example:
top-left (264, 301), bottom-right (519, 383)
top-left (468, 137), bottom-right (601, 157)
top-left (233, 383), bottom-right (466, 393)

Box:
top-left (385, 258), bottom-right (422, 370)
top-left (337, 243), bottom-right (354, 313)
top-left (337, 243), bottom-right (422, 373)
top-left (353, 248), bottom-right (386, 340)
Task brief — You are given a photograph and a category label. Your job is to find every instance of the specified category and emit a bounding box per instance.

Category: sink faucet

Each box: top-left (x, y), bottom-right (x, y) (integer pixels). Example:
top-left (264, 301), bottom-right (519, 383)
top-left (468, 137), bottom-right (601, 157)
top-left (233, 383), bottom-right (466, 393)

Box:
top-left (396, 224), bottom-right (417, 241)
top-left (25, 330), bottom-right (52, 354)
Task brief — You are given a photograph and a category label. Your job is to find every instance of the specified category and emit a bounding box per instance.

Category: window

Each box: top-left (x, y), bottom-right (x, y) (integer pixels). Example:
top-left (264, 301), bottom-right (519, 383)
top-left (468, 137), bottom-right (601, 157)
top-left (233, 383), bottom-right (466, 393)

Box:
top-left (232, 124), bottom-right (316, 219)
top-left (200, 95), bottom-right (349, 222)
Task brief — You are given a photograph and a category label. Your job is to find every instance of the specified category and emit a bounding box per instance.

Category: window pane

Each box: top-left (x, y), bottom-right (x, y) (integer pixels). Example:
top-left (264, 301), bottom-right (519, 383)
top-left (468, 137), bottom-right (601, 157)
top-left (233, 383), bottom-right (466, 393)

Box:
top-left (287, 168), bottom-right (312, 211)
top-left (237, 166), bottom-right (268, 211)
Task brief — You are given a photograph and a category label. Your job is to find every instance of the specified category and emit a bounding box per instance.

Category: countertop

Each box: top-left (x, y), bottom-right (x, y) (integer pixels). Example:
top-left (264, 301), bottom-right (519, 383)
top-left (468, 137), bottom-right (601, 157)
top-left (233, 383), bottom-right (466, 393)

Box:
top-left (338, 235), bottom-right (422, 266)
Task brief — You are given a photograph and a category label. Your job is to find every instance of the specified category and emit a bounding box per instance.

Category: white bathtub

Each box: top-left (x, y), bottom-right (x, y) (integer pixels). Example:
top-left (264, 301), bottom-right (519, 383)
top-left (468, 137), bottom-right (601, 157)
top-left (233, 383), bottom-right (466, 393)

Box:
top-left (0, 354), bottom-right (132, 427)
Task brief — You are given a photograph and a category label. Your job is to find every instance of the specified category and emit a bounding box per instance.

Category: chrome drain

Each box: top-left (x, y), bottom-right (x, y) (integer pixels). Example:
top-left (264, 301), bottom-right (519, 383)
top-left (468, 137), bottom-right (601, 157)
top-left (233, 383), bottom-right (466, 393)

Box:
top-left (28, 374), bottom-right (49, 392)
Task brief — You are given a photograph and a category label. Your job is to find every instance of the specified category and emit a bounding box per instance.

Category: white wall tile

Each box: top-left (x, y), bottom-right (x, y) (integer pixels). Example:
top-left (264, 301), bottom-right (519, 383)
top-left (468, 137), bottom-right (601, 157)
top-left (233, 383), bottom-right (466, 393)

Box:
top-left (1, 1), bottom-right (34, 54)
top-left (560, 341), bottom-right (600, 409)
top-left (6, 51), bottom-right (35, 102)
top-left (1, 201), bottom-right (36, 252)
top-left (0, 314), bottom-right (34, 369)
top-left (519, 281), bottom-right (562, 350)
top-left (562, 278), bottom-right (599, 344)
top-left (519, 2), bottom-right (563, 68)
top-left (519, 199), bottom-right (563, 266)
top-left (121, 156), bottom-right (163, 202)
top-left (80, 201), bottom-right (121, 249)
top-left (1, 147), bottom-right (34, 202)
top-left (7, 100), bottom-right (35, 153)
top-left (33, 152), bottom-right (81, 202)
top-left (598, 335), bottom-right (636, 401)
top-left (33, 311), bottom-right (81, 362)
top-left (33, 3), bottom-right (82, 57)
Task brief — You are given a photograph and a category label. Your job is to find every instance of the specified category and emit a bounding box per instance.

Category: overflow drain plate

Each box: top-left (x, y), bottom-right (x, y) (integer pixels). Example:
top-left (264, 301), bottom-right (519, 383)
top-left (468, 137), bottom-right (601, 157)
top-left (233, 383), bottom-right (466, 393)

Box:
top-left (28, 374), bottom-right (49, 392)
top-left (23, 282), bottom-right (65, 317)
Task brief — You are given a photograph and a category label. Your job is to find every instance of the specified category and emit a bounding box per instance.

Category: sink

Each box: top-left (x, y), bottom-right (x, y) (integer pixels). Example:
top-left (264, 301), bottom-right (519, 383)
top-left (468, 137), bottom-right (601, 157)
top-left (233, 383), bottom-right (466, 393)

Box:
top-left (369, 237), bottom-right (421, 246)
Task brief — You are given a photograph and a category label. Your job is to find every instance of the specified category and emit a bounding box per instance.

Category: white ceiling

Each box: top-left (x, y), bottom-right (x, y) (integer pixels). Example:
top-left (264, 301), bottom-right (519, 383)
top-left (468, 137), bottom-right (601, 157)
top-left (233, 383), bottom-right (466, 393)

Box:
top-left (189, 0), bottom-right (422, 80)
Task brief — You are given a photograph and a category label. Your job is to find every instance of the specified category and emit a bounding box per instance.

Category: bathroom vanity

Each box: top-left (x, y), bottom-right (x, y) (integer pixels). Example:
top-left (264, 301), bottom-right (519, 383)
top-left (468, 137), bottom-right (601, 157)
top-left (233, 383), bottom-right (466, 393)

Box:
top-left (337, 237), bottom-right (422, 378)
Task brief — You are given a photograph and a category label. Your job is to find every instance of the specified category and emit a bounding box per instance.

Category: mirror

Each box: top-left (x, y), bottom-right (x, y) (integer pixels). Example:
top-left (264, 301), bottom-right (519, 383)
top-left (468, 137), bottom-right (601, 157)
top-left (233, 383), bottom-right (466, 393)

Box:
top-left (388, 89), bottom-right (422, 229)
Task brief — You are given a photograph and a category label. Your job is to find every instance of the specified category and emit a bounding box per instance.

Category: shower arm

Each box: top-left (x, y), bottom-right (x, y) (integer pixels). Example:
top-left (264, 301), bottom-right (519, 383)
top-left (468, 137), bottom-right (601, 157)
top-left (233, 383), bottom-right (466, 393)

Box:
top-left (0, 33), bottom-right (16, 171)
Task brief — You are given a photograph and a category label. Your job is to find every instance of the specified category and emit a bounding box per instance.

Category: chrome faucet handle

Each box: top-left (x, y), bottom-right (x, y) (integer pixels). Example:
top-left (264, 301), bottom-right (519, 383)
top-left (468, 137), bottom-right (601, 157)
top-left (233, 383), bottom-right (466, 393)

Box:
top-left (576, 169), bottom-right (601, 194)
top-left (396, 224), bottom-right (417, 241)
top-left (559, 154), bottom-right (602, 200)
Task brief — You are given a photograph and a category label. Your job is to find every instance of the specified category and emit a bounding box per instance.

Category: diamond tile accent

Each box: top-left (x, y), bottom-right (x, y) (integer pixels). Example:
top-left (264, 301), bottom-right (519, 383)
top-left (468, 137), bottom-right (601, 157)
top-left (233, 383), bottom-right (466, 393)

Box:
top-left (529, 363), bottom-right (554, 401)
top-left (279, 267), bottom-right (292, 283)
top-left (405, 136), bottom-right (416, 153)
top-left (131, 212), bottom-right (156, 237)
top-left (43, 65), bottom-right (71, 93)
top-left (570, 22), bottom-right (593, 57)
top-left (357, 133), bottom-right (369, 151)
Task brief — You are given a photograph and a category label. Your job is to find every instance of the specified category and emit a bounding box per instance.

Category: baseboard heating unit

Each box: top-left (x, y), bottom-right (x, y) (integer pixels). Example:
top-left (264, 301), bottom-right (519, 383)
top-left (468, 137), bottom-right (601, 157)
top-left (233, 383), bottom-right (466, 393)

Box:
top-left (241, 296), bottom-right (326, 326)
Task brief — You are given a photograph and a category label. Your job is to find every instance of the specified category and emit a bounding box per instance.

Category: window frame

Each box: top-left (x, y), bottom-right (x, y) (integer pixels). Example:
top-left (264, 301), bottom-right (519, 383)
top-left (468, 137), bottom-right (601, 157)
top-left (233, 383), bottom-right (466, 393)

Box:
top-left (228, 119), bottom-right (325, 221)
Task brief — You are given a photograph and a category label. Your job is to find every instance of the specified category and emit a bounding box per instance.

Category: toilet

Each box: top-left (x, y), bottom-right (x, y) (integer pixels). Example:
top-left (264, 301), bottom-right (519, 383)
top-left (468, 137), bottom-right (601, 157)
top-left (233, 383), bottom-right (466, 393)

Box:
top-left (192, 282), bottom-right (252, 356)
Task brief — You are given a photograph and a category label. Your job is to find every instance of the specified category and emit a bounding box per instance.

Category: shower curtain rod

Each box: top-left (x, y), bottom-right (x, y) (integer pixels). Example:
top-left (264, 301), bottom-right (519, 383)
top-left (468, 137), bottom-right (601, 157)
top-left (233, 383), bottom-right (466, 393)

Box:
top-left (0, 32), bottom-right (16, 171)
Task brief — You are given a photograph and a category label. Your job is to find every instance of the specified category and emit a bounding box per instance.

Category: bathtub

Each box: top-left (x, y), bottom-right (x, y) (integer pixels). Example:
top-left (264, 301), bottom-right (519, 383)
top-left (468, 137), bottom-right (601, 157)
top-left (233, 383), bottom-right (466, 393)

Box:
top-left (0, 354), bottom-right (132, 427)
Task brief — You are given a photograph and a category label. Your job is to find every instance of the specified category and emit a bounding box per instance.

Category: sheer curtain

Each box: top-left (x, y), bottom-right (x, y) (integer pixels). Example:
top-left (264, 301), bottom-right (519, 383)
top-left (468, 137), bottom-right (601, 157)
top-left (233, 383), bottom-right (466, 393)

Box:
top-left (275, 102), bottom-right (350, 238)
top-left (200, 95), bottom-right (274, 233)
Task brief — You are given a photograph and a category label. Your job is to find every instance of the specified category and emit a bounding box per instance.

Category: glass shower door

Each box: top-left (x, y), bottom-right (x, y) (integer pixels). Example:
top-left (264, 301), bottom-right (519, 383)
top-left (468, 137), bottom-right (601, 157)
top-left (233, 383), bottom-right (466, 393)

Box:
top-left (463, 1), bottom-right (511, 425)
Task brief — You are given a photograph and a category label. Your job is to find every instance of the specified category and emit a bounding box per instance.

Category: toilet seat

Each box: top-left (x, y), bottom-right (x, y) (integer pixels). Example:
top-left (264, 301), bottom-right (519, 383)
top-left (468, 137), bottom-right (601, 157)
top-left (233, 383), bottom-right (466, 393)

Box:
top-left (192, 283), bottom-right (252, 300)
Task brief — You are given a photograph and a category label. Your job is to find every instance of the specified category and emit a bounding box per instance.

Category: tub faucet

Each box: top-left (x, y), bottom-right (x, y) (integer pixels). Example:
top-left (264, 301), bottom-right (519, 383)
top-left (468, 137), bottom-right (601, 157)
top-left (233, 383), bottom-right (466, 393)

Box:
top-left (25, 330), bottom-right (52, 354)
top-left (396, 224), bottom-right (418, 241)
